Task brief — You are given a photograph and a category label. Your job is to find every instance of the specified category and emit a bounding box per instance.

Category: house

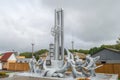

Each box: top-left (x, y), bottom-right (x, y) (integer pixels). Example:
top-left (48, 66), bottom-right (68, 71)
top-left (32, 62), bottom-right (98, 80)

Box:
top-left (0, 52), bottom-right (30, 71)
top-left (16, 56), bottom-right (25, 59)
top-left (0, 56), bottom-right (2, 59)
top-left (92, 48), bottom-right (120, 78)
top-left (16, 58), bottom-right (31, 63)
top-left (16, 55), bottom-right (32, 63)
top-left (0, 56), bottom-right (2, 70)
top-left (92, 48), bottom-right (120, 63)
top-left (0, 52), bottom-right (17, 69)
top-left (73, 52), bottom-right (86, 59)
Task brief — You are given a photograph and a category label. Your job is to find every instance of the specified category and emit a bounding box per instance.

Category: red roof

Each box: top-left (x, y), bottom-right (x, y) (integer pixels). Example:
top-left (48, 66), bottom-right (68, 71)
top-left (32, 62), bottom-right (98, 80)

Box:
top-left (0, 52), bottom-right (13, 62)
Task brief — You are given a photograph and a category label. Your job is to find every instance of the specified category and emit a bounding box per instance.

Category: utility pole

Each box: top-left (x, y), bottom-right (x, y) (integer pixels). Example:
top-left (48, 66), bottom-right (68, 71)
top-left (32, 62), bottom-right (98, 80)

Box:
top-left (31, 43), bottom-right (34, 57)
top-left (71, 41), bottom-right (74, 50)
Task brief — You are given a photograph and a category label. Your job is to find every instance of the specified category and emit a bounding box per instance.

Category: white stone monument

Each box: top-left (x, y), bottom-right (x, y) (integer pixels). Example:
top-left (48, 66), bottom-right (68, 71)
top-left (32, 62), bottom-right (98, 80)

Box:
top-left (13, 8), bottom-right (118, 80)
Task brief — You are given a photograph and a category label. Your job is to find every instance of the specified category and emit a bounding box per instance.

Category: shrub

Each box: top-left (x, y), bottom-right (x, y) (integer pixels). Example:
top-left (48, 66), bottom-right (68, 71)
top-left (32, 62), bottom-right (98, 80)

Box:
top-left (0, 72), bottom-right (8, 78)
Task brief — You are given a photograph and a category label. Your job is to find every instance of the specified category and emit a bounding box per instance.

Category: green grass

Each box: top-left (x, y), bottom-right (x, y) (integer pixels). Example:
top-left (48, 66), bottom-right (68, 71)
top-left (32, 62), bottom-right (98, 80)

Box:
top-left (0, 72), bottom-right (8, 78)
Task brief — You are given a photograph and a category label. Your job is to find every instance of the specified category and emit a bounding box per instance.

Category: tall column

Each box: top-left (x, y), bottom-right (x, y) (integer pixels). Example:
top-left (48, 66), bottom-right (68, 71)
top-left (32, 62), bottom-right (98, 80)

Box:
top-left (61, 9), bottom-right (64, 60)
top-left (72, 41), bottom-right (74, 50)
top-left (54, 9), bottom-right (60, 60)
top-left (54, 9), bottom-right (64, 60)
top-left (31, 43), bottom-right (34, 57)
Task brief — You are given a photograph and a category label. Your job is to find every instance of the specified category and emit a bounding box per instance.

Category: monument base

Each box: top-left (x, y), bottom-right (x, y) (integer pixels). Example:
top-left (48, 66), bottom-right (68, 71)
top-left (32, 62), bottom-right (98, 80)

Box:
top-left (77, 73), bottom-right (118, 80)
top-left (10, 72), bottom-right (118, 80)
top-left (50, 60), bottom-right (64, 69)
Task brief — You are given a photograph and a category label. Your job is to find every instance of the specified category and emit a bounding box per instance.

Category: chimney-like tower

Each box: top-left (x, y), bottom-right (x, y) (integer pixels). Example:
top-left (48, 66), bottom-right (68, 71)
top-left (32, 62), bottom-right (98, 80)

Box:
top-left (54, 8), bottom-right (64, 60)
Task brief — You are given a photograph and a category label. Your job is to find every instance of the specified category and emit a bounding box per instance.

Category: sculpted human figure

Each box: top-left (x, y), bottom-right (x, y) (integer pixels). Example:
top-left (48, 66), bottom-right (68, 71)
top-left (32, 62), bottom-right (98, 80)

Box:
top-left (37, 57), bottom-right (44, 69)
top-left (75, 56), bottom-right (84, 71)
top-left (75, 54), bottom-right (100, 77)
top-left (75, 56), bottom-right (83, 67)
top-left (29, 56), bottom-right (37, 73)
top-left (37, 57), bottom-right (43, 65)
top-left (82, 55), bottom-right (100, 77)
top-left (32, 56), bottom-right (44, 73)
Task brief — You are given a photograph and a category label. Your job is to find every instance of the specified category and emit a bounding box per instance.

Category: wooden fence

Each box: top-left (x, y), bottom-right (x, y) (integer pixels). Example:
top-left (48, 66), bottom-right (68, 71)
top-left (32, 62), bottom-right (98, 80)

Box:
top-left (96, 63), bottom-right (120, 78)
top-left (6, 63), bottom-right (120, 78)
top-left (8, 63), bottom-right (30, 71)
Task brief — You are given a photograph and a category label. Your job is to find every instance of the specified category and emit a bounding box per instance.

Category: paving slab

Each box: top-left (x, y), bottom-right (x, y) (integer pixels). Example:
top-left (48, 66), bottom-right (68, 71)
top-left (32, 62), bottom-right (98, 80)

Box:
top-left (0, 72), bottom-right (118, 80)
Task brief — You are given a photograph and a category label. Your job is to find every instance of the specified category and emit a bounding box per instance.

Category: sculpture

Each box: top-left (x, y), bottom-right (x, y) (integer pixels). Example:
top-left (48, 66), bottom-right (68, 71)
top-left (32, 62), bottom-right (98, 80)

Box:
top-left (37, 57), bottom-right (44, 68)
top-left (66, 49), bottom-right (83, 78)
top-left (42, 8), bottom-right (102, 78)
top-left (28, 8), bottom-right (102, 79)
top-left (29, 56), bottom-right (44, 73)
top-left (81, 55), bottom-right (99, 77)
top-left (36, 57), bottom-right (44, 73)
top-left (75, 55), bottom-right (101, 77)
top-left (29, 56), bottom-right (37, 73)
top-left (43, 8), bottom-right (65, 78)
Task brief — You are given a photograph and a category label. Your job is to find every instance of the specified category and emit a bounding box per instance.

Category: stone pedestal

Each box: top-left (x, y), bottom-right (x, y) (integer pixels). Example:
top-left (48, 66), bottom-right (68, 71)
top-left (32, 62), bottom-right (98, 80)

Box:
top-left (50, 60), bottom-right (64, 69)
top-left (8, 72), bottom-right (118, 80)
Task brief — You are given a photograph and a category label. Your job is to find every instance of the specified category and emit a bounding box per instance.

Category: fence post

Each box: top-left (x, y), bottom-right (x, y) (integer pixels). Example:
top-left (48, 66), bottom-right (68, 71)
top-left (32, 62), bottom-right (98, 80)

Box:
top-left (112, 64), bottom-right (115, 74)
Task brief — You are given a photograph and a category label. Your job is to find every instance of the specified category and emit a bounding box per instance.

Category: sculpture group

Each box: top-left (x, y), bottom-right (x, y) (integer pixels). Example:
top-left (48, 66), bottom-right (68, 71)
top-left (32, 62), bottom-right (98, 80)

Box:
top-left (29, 8), bottom-right (102, 79)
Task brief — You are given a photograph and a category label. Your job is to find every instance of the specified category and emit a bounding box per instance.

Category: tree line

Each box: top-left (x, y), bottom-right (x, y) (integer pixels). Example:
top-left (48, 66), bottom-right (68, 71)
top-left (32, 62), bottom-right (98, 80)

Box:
top-left (69, 37), bottom-right (120, 54)
top-left (20, 37), bottom-right (120, 59)
top-left (20, 49), bottom-right (48, 60)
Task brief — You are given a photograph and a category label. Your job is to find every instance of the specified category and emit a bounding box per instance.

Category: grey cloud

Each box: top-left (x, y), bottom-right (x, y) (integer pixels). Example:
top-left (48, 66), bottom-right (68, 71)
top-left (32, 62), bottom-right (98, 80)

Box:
top-left (0, 0), bottom-right (120, 52)
top-left (0, 0), bottom-right (52, 52)
top-left (41, 0), bottom-right (120, 49)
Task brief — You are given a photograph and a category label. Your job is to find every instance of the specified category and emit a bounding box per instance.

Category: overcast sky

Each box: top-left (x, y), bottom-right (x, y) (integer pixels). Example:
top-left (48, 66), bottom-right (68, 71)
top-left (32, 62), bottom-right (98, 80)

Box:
top-left (0, 0), bottom-right (120, 52)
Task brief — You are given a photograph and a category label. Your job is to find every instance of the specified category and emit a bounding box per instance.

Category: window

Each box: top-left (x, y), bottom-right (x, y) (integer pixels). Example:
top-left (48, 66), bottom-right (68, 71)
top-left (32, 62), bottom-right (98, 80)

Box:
top-left (101, 61), bottom-right (106, 64)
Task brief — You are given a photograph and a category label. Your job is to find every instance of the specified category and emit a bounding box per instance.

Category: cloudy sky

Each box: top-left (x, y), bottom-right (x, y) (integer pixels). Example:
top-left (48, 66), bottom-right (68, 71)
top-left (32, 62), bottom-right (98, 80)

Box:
top-left (0, 0), bottom-right (120, 52)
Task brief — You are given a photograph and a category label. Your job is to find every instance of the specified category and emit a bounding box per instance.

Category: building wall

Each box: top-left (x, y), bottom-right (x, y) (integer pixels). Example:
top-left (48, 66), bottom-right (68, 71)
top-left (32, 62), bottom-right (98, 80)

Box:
top-left (92, 49), bottom-right (120, 63)
top-left (16, 56), bottom-right (25, 59)
top-left (96, 63), bottom-right (120, 78)
top-left (0, 63), bottom-right (2, 70)
top-left (8, 54), bottom-right (16, 62)
top-left (2, 62), bottom-right (9, 70)
top-left (8, 62), bottom-right (29, 71)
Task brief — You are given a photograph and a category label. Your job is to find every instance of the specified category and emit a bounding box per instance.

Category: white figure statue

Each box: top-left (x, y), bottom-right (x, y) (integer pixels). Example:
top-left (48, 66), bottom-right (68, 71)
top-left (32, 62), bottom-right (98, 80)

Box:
top-left (37, 57), bottom-right (44, 72)
top-left (75, 56), bottom-right (84, 66)
top-left (66, 50), bottom-right (82, 78)
top-left (75, 56), bottom-right (84, 74)
top-left (81, 55), bottom-right (100, 77)
top-left (29, 56), bottom-right (37, 73)
top-left (37, 57), bottom-right (44, 66)
top-left (43, 49), bottom-right (101, 78)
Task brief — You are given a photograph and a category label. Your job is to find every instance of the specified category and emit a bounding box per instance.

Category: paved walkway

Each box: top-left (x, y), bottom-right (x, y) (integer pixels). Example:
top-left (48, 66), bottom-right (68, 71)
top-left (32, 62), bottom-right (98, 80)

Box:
top-left (0, 76), bottom-right (57, 80)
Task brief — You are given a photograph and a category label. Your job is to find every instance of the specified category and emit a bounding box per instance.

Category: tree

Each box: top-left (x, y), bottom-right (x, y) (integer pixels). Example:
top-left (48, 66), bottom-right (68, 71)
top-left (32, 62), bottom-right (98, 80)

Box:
top-left (116, 37), bottom-right (120, 44)
top-left (20, 49), bottom-right (48, 60)
top-left (78, 49), bottom-right (89, 54)
top-left (89, 47), bottom-right (98, 55)
top-left (34, 49), bottom-right (48, 60)
top-left (69, 49), bottom-right (78, 53)
top-left (89, 47), bottom-right (104, 55)
top-left (20, 52), bottom-right (32, 58)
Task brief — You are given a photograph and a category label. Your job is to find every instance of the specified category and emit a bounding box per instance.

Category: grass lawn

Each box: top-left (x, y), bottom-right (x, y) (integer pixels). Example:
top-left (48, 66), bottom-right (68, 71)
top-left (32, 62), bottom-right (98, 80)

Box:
top-left (0, 72), bottom-right (9, 78)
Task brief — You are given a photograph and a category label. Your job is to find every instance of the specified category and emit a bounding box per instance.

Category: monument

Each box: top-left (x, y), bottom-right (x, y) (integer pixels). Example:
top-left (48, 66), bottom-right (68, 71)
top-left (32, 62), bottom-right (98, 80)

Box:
top-left (13, 8), bottom-right (118, 80)
top-left (42, 8), bottom-right (103, 79)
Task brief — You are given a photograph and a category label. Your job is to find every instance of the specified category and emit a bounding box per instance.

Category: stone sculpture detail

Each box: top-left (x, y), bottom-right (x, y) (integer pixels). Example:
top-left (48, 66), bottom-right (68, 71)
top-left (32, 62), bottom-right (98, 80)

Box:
top-left (29, 56), bottom-right (37, 73)
top-left (75, 55), bottom-right (101, 77)
top-left (29, 56), bottom-right (44, 73)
